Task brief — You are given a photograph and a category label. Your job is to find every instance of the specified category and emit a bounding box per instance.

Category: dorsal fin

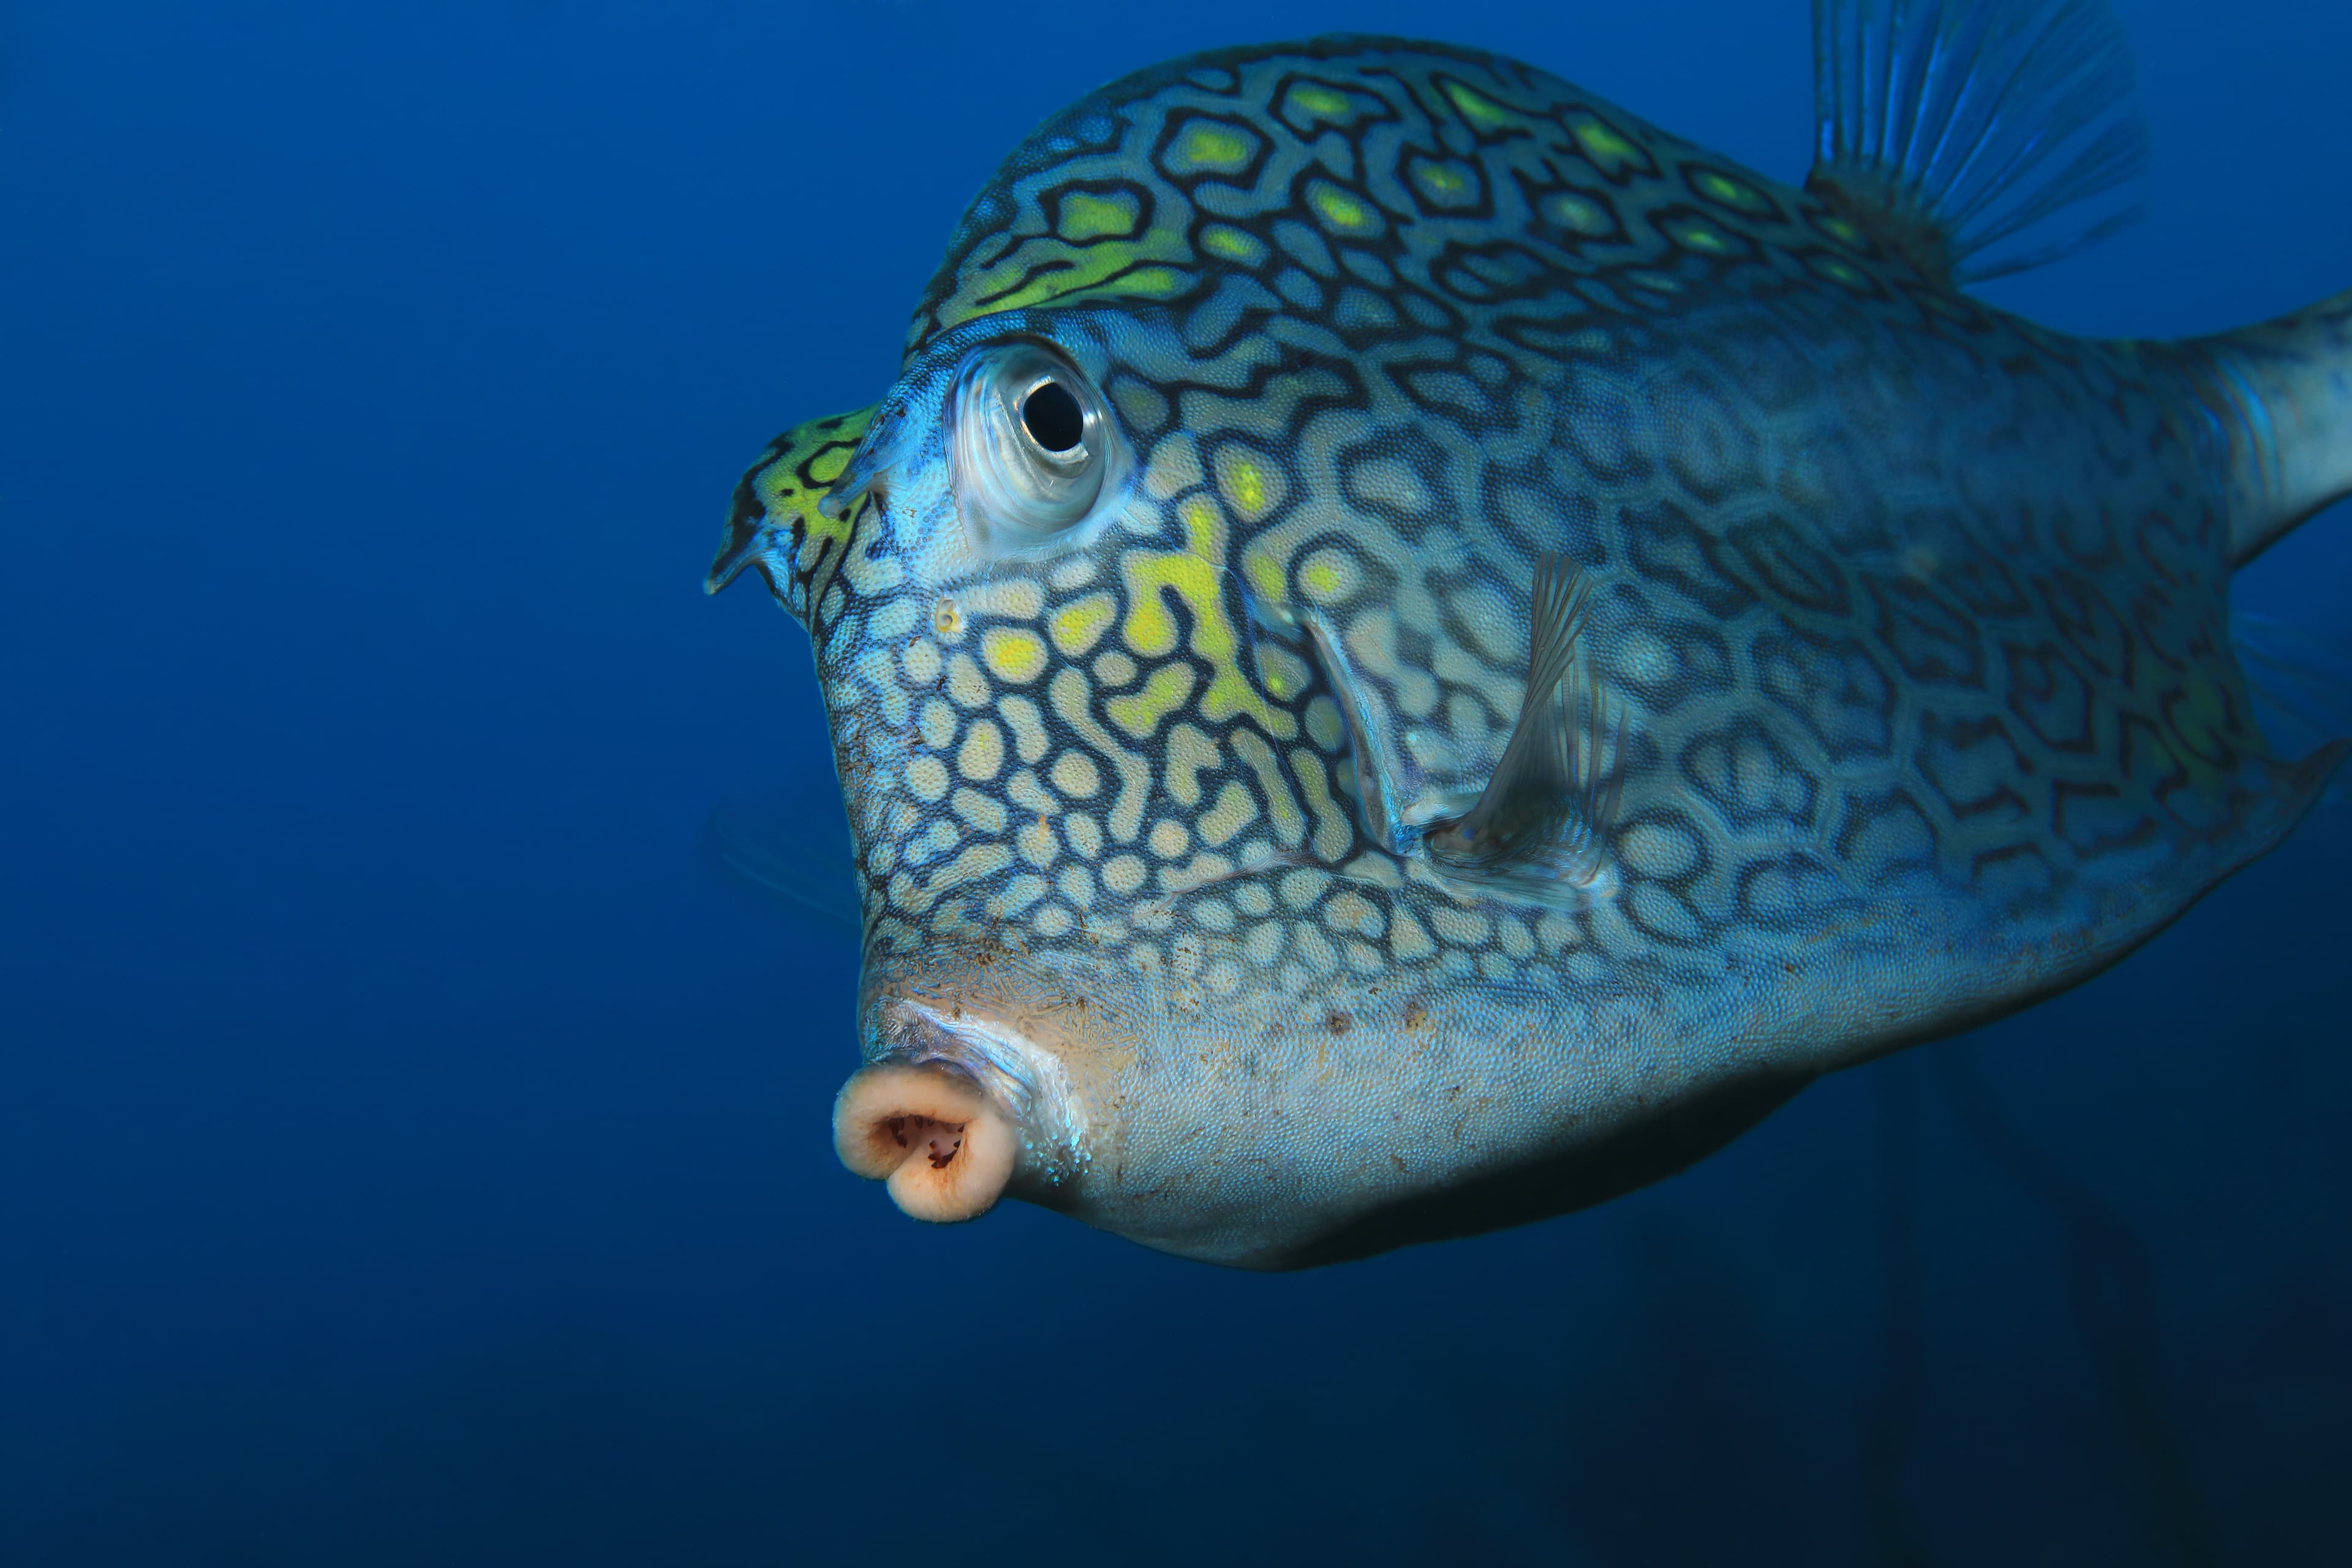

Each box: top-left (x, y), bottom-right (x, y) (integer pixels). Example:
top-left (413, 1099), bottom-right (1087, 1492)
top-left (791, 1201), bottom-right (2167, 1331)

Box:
top-left (1806, 0), bottom-right (2150, 285)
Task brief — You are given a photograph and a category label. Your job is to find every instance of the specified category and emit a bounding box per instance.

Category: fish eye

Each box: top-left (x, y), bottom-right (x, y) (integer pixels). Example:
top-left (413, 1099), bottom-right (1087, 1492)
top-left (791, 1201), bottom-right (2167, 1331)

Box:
top-left (953, 344), bottom-right (1124, 552)
top-left (1019, 379), bottom-right (1086, 455)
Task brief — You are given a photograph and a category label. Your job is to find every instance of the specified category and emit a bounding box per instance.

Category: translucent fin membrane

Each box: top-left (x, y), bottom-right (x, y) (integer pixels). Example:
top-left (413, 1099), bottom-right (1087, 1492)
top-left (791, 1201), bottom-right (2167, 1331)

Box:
top-left (1809, 0), bottom-right (2150, 283)
top-left (1428, 555), bottom-right (1624, 892)
top-left (2233, 609), bottom-right (2352, 803)
top-left (701, 786), bottom-right (864, 931)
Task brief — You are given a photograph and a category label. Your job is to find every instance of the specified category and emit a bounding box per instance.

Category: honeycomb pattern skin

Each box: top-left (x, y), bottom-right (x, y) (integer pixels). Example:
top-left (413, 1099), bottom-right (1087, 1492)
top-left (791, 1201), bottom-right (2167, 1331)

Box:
top-left (714, 36), bottom-right (2343, 1267)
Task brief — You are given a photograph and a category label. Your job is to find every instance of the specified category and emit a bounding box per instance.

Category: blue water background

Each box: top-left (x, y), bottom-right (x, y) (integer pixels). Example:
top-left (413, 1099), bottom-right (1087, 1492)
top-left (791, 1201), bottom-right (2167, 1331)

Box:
top-left (4, 2), bottom-right (2346, 1561)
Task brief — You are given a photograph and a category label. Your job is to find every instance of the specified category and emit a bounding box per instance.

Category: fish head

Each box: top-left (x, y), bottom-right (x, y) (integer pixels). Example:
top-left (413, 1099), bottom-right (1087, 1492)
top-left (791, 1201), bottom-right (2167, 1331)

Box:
top-left (709, 38), bottom-right (1734, 1268)
top-left (763, 300), bottom-right (1373, 1264)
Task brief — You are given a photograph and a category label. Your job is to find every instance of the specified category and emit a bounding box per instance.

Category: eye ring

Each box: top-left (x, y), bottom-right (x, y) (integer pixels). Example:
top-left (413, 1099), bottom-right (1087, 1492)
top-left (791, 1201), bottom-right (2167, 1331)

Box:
top-left (952, 344), bottom-right (1126, 554)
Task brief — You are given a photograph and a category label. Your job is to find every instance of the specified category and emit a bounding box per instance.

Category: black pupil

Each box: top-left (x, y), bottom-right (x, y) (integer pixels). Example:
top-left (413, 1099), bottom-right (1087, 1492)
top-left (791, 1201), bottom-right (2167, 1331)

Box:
top-left (1020, 380), bottom-right (1085, 453)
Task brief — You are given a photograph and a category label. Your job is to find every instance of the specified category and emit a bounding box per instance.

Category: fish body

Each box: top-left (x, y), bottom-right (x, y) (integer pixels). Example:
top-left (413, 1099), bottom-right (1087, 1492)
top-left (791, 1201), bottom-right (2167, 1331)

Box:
top-left (710, 1), bottom-right (2350, 1267)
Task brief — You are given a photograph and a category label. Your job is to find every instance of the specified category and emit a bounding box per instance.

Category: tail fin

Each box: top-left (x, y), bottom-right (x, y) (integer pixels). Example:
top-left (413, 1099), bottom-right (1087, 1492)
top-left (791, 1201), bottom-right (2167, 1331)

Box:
top-left (2181, 287), bottom-right (2352, 567)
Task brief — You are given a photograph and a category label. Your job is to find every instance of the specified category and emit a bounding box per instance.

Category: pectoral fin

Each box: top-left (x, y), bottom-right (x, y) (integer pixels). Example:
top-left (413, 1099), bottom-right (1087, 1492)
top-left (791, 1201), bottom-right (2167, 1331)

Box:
top-left (1427, 556), bottom-right (1624, 893)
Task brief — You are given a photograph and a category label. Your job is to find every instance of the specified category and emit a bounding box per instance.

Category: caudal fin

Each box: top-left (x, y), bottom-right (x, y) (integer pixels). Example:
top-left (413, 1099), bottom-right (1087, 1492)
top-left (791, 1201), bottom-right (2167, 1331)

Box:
top-left (2182, 287), bottom-right (2352, 567)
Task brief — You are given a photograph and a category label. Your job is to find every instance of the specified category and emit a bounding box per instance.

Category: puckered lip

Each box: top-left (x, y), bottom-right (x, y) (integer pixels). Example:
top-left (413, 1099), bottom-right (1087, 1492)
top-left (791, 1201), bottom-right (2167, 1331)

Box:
top-left (864, 995), bottom-right (1090, 1189)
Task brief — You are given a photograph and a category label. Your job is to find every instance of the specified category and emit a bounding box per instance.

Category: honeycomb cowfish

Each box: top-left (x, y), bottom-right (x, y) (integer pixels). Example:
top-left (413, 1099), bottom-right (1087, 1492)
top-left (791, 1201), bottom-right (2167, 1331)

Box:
top-left (707, 0), bottom-right (2351, 1268)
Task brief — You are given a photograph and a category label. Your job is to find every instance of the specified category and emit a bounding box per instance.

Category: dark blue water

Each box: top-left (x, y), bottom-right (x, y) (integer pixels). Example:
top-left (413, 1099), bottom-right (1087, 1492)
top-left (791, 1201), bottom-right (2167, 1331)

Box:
top-left (5, 2), bottom-right (2346, 1562)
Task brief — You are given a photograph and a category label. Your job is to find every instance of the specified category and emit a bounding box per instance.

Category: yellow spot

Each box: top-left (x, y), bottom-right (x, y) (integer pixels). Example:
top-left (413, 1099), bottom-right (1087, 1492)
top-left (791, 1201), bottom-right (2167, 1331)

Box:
top-left (1093, 650), bottom-right (1137, 687)
top-left (1567, 113), bottom-right (1649, 174)
top-left (1442, 78), bottom-right (1517, 129)
top-left (1248, 549), bottom-right (1287, 602)
top-left (976, 246), bottom-right (1193, 315)
top-left (1104, 265), bottom-right (1186, 298)
top-left (750, 406), bottom-right (877, 553)
top-left (1807, 252), bottom-right (1869, 290)
top-left (1540, 190), bottom-right (1613, 236)
top-left (1224, 460), bottom-right (1265, 516)
top-left (1063, 812), bottom-right (1104, 858)
top-left (1409, 159), bottom-right (1479, 208)
top-left (981, 627), bottom-right (1048, 684)
top-left (1119, 549), bottom-right (1298, 738)
top-left (806, 443), bottom-right (853, 487)
top-left (1148, 820), bottom-right (1191, 860)
top-left (1104, 854), bottom-right (1147, 895)
top-left (1049, 594), bottom-right (1117, 658)
top-left (1181, 496), bottom-right (1225, 560)
top-left (1670, 217), bottom-right (1734, 255)
top-left (1301, 549), bottom-right (1355, 603)
top-left (1057, 189), bottom-right (1140, 242)
top-left (1199, 224), bottom-right (1267, 266)
top-left (1213, 445), bottom-right (1284, 521)
top-left (1308, 180), bottom-right (1378, 234)
top-left (1167, 120), bottom-right (1258, 175)
top-left (1286, 83), bottom-right (1352, 120)
top-left (1104, 663), bottom-right (1199, 739)
top-left (1693, 170), bottom-right (1768, 213)
top-left (1822, 214), bottom-right (1864, 246)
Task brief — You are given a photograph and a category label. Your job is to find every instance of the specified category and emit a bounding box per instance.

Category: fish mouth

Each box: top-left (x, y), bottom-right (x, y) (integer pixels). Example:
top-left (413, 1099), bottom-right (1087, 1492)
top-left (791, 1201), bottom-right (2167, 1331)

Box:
top-left (832, 1060), bottom-right (1019, 1223)
top-left (831, 998), bottom-right (1083, 1224)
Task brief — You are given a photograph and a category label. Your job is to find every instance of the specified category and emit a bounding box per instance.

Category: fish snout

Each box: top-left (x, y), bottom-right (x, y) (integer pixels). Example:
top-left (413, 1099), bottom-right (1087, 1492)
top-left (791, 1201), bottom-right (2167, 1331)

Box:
top-left (835, 982), bottom-right (1092, 1223)
top-left (832, 1060), bottom-right (1018, 1222)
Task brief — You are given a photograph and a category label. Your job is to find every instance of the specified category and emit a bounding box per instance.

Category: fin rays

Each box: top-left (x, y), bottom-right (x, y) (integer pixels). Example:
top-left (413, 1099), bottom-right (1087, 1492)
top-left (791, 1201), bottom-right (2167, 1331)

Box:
top-left (1427, 556), bottom-right (1624, 893)
top-left (1809, 0), bottom-right (2150, 284)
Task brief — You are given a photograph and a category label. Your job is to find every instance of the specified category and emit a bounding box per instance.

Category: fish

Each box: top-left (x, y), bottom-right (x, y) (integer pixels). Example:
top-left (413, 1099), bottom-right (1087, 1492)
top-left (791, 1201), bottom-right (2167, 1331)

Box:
top-left (706, 0), bottom-right (2351, 1268)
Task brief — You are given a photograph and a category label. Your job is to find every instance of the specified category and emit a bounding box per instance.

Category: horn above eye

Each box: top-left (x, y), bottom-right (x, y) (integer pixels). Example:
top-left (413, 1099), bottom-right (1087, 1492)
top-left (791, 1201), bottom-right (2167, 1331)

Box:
top-left (953, 343), bottom-right (1125, 552)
